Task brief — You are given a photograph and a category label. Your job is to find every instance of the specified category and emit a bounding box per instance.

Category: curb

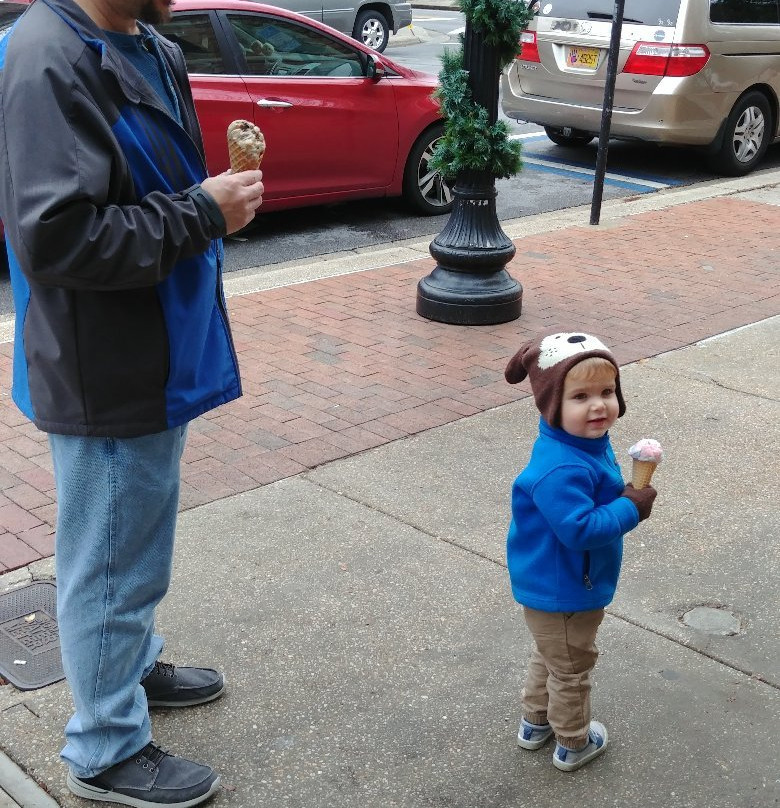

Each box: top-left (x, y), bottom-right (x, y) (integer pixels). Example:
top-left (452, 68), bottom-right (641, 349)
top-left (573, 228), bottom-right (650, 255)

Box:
top-left (218, 167), bottom-right (780, 297)
top-left (0, 752), bottom-right (58, 808)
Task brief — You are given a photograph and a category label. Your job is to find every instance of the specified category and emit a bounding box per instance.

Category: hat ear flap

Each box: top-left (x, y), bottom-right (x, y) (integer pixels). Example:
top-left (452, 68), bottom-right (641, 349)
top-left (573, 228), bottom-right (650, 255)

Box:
top-left (504, 345), bottom-right (531, 384)
top-left (614, 374), bottom-right (627, 417)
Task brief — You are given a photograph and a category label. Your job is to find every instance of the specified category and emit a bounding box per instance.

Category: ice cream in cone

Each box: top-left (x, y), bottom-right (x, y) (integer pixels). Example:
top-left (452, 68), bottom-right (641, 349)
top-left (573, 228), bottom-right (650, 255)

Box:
top-left (227, 120), bottom-right (265, 173)
top-left (627, 438), bottom-right (663, 488)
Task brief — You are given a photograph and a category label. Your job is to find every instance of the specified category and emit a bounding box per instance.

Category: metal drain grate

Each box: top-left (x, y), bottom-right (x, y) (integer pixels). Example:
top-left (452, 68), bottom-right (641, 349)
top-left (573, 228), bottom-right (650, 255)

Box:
top-left (0, 581), bottom-right (64, 690)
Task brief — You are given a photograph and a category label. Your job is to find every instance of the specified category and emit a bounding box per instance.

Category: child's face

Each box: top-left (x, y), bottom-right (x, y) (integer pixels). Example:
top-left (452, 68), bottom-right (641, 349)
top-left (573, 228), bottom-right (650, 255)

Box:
top-left (560, 367), bottom-right (619, 439)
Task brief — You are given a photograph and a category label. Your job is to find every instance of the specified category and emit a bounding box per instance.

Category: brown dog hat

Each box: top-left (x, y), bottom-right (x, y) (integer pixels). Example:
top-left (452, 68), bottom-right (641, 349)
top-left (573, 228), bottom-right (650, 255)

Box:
top-left (505, 332), bottom-right (626, 427)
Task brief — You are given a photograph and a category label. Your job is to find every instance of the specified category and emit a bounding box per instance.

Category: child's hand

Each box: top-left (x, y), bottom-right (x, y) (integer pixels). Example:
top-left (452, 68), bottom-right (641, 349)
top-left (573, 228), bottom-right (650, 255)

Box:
top-left (621, 483), bottom-right (657, 522)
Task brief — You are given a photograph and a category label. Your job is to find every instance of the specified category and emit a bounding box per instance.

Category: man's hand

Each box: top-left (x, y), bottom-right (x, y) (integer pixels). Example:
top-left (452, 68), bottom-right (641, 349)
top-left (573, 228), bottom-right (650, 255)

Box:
top-left (201, 171), bottom-right (264, 234)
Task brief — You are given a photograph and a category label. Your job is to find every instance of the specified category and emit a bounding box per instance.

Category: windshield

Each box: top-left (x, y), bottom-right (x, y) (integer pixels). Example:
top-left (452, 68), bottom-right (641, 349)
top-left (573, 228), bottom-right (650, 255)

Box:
top-left (533, 1), bottom-right (682, 27)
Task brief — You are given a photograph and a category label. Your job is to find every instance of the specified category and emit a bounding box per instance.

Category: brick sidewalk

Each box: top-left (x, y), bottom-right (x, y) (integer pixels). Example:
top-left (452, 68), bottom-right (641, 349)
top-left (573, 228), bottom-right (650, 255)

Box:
top-left (1, 196), bottom-right (778, 571)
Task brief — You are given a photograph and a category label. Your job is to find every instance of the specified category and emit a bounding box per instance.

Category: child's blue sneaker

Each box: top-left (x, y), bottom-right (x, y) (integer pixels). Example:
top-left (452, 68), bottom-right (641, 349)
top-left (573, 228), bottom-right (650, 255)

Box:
top-left (552, 720), bottom-right (608, 771)
top-left (517, 718), bottom-right (554, 750)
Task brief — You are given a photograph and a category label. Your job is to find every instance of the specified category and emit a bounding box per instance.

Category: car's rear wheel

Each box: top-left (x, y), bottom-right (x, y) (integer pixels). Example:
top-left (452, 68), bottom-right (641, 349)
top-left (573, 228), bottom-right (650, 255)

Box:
top-left (403, 124), bottom-right (453, 216)
top-left (353, 9), bottom-right (389, 52)
top-left (544, 126), bottom-right (594, 147)
top-left (708, 91), bottom-right (772, 176)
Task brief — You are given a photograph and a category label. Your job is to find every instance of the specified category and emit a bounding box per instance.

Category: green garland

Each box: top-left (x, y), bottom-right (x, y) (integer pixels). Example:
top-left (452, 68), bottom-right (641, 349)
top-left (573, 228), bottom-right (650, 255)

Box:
top-left (430, 0), bottom-right (534, 181)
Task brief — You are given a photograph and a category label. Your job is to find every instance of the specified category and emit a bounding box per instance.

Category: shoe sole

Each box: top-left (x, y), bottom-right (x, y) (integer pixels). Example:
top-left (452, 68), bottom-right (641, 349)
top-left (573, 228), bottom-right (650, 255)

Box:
top-left (67, 772), bottom-right (221, 808)
top-left (517, 731), bottom-right (554, 751)
top-left (146, 683), bottom-right (226, 708)
top-left (552, 727), bottom-right (609, 772)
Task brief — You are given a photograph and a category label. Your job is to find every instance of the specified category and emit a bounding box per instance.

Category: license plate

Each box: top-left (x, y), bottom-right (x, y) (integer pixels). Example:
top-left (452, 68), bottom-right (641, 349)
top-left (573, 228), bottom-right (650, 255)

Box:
top-left (567, 46), bottom-right (599, 69)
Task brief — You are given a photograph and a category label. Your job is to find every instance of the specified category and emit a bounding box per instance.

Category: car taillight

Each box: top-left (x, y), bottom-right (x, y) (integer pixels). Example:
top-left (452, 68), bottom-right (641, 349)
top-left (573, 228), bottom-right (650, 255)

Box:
top-left (623, 42), bottom-right (710, 77)
top-left (518, 30), bottom-right (540, 62)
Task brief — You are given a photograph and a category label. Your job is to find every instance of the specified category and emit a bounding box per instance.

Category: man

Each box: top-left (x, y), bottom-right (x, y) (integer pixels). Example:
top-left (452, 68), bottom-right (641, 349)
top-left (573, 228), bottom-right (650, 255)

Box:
top-left (0, 0), bottom-right (263, 805)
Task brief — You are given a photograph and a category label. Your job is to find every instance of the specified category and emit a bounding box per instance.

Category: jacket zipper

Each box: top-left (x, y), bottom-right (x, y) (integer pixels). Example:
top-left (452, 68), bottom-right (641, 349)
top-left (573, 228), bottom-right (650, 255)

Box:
top-left (583, 551), bottom-right (593, 590)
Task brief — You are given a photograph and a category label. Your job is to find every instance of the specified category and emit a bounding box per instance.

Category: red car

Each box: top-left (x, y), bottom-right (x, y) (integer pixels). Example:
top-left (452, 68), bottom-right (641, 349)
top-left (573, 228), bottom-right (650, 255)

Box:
top-left (156, 0), bottom-right (453, 215)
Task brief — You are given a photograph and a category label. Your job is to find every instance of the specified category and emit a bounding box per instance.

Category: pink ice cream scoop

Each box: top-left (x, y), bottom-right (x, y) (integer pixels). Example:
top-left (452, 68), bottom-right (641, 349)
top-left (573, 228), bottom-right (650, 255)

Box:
top-left (628, 438), bottom-right (663, 463)
top-left (627, 438), bottom-right (663, 488)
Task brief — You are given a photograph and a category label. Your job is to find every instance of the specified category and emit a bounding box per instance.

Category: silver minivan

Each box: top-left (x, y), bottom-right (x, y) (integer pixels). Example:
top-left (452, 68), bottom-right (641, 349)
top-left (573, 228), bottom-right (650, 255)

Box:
top-left (269, 0), bottom-right (412, 52)
top-left (501, 0), bottom-right (780, 174)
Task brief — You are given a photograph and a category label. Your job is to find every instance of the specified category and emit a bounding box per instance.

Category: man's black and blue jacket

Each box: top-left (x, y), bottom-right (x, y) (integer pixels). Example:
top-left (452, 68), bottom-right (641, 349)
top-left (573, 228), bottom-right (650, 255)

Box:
top-left (0, 0), bottom-right (241, 437)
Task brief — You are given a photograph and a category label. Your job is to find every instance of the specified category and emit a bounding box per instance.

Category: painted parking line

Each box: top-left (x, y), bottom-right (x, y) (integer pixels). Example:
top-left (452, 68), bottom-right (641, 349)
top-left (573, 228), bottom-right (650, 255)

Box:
top-left (521, 147), bottom-right (685, 186)
top-left (521, 156), bottom-right (670, 192)
top-left (508, 132), bottom-right (681, 192)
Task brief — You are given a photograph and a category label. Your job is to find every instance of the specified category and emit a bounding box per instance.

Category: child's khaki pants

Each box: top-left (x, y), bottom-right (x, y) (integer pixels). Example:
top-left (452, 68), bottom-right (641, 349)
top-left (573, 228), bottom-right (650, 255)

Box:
top-left (521, 606), bottom-right (605, 749)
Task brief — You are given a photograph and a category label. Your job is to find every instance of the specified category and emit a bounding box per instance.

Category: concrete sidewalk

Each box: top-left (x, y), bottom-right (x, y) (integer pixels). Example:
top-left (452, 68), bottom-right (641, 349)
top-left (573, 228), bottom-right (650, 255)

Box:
top-left (1, 171), bottom-right (779, 806)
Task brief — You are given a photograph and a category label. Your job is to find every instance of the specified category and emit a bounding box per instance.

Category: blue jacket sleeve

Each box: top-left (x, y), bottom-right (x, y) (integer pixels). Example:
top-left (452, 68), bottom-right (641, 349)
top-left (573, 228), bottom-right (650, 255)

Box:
top-left (531, 464), bottom-right (639, 550)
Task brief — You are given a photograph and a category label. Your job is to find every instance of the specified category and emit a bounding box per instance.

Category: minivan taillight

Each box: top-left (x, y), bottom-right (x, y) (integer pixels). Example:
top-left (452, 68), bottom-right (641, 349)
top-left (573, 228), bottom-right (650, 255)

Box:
top-left (518, 30), bottom-right (540, 62)
top-left (623, 42), bottom-right (710, 77)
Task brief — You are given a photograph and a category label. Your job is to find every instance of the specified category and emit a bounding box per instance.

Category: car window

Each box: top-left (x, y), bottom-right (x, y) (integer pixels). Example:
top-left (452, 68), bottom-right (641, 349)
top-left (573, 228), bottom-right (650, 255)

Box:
top-left (155, 13), bottom-right (225, 74)
top-left (0, 3), bottom-right (26, 34)
top-left (532, 1), bottom-right (682, 26)
top-left (226, 13), bottom-right (364, 77)
top-left (710, 0), bottom-right (780, 24)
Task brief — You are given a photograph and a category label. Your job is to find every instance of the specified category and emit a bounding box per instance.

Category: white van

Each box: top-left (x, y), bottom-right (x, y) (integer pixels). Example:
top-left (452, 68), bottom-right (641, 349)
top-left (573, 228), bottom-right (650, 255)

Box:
top-left (501, 0), bottom-right (780, 174)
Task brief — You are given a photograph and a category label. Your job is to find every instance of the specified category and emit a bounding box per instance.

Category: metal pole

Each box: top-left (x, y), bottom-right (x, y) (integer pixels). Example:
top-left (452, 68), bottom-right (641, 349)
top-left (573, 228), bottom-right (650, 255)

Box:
top-left (590, 0), bottom-right (626, 225)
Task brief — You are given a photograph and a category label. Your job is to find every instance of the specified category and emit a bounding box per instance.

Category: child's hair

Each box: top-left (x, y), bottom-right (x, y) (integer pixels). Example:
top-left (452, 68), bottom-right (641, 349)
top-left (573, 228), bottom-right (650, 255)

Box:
top-left (565, 356), bottom-right (617, 383)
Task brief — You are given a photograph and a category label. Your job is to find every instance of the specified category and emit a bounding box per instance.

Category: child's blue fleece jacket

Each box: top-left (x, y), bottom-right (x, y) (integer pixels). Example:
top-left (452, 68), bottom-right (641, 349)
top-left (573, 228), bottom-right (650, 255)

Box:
top-left (507, 418), bottom-right (640, 612)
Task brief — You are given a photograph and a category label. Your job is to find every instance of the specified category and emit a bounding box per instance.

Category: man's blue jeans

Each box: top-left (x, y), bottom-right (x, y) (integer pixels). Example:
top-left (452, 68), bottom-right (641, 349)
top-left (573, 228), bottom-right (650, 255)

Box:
top-left (48, 425), bottom-right (188, 778)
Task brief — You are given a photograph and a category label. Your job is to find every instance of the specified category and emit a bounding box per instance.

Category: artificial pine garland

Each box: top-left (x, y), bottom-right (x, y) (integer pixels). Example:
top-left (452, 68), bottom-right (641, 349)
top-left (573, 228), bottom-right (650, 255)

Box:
top-left (430, 0), bottom-right (534, 180)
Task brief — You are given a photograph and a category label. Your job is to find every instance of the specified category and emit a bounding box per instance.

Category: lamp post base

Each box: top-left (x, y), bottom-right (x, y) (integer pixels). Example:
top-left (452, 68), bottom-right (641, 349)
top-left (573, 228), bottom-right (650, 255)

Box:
top-left (417, 170), bottom-right (522, 326)
top-left (416, 267), bottom-right (522, 325)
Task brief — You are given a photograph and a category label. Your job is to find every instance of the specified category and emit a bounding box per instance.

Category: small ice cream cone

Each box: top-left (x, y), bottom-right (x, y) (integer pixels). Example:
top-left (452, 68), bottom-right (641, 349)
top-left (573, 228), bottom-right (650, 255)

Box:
top-left (627, 438), bottom-right (663, 489)
top-left (631, 459), bottom-right (658, 489)
top-left (227, 120), bottom-right (265, 173)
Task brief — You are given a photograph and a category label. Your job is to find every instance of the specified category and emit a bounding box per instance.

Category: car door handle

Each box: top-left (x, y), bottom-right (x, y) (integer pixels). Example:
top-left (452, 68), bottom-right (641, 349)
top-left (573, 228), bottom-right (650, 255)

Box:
top-left (255, 99), bottom-right (293, 108)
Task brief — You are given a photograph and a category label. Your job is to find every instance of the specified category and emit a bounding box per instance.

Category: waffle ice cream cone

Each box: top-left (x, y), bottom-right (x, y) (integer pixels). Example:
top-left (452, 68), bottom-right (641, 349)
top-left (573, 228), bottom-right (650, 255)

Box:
top-left (227, 120), bottom-right (265, 173)
top-left (631, 459), bottom-right (658, 489)
top-left (627, 438), bottom-right (663, 489)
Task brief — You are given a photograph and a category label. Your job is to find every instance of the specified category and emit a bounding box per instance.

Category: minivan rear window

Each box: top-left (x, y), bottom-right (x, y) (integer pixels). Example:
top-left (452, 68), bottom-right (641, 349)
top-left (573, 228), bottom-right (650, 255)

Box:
top-left (710, 0), bottom-right (780, 24)
top-left (534, 1), bottom-right (682, 27)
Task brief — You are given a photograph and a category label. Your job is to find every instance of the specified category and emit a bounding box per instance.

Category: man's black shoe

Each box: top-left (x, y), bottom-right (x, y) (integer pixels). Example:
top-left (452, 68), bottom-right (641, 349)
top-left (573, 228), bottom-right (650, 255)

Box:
top-left (67, 743), bottom-right (220, 808)
top-left (141, 661), bottom-right (225, 708)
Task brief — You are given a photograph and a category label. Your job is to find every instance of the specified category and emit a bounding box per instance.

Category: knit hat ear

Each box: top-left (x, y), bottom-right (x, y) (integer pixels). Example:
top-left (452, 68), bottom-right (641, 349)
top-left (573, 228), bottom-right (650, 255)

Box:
top-left (504, 332), bottom-right (626, 427)
top-left (504, 340), bottom-right (534, 384)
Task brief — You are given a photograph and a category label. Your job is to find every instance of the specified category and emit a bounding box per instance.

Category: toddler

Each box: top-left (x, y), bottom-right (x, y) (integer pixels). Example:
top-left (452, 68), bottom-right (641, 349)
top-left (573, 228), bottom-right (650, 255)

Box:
top-left (504, 332), bottom-right (657, 771)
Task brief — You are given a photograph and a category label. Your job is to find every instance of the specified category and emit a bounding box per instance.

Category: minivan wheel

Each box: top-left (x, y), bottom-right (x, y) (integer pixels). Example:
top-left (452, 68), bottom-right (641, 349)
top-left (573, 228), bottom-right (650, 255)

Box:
top-left (403, 123), bottom-right (453, 215)
top-left (709, 91), bottom-right (772, 176)
top-left (544, 126), bottom-right (594, 147)
top-left (353, 9), bottom-right (389, 52)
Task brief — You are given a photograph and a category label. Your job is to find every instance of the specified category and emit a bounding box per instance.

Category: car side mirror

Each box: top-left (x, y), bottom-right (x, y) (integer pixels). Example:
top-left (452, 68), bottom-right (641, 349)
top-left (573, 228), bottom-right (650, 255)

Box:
top-left (366, 55), bottom-right (387, 81)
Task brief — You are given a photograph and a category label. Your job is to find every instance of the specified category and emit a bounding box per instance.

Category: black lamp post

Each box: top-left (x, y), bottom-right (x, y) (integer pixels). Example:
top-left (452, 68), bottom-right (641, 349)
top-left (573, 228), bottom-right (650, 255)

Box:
top-left (416, 23), bottom-right (522, 326)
